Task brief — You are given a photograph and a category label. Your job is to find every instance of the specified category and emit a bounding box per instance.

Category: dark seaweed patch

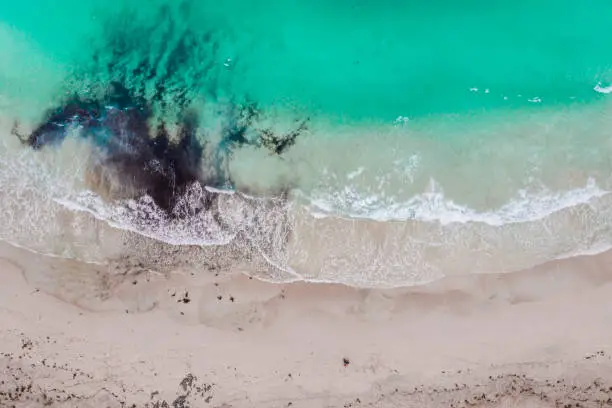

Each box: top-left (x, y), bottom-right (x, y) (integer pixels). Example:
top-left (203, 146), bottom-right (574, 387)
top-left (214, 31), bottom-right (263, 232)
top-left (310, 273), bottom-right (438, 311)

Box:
top-left (84, 1), bottom-right (222, 119)
top-left (15, 82), bottom-right (214, 215)
top-left (219, 100), bottom-right (309, 155)
top-left (15, 2), bottom-right (309, 219)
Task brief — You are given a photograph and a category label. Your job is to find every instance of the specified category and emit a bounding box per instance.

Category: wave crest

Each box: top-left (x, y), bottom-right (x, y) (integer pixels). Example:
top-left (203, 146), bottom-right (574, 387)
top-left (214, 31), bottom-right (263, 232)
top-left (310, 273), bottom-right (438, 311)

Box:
top-left (304, 177), bottom-right (608, 226)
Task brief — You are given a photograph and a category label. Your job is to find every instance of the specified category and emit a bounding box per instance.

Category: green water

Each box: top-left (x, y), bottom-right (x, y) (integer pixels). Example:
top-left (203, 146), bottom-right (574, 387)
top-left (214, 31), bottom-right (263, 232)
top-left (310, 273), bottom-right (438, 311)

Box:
top-left (1, 0), bottom-right (611, 122)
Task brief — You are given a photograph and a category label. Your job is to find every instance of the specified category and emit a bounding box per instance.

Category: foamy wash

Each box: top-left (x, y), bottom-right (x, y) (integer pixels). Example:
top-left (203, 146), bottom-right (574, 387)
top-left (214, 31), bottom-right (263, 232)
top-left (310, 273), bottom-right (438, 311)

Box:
top-left (1, 0), bottom-right (612, 287)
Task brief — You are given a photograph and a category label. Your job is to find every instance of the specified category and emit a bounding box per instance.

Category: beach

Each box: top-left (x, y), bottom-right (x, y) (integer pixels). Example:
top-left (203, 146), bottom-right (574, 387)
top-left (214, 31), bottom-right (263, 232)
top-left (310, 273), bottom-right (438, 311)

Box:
top-left (3, 239), bottom-right (612, 407)
top-left (3, 1), bottom-right (612, 406)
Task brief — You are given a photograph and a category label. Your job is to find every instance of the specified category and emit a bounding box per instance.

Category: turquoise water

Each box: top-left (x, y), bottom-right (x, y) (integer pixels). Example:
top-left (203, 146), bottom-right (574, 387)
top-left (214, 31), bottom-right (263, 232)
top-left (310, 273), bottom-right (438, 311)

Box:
top-left (1, 0), bottom-right (612, 286)
top-left (2, 0), bottom-right (612, 120)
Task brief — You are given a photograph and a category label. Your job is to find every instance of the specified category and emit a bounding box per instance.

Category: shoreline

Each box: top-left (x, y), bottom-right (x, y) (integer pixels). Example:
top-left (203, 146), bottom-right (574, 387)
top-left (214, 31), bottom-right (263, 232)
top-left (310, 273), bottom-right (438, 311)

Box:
top-left (3, 240), bottom-right (612, 406)
top-left (4, 112), bottom-right (612, 289)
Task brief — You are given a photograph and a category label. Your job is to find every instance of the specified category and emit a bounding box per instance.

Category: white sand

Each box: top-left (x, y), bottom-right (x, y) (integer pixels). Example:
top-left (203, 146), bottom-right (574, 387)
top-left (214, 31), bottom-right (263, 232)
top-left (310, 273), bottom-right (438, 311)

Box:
top-left (3, 240), bottom-right (612, 407)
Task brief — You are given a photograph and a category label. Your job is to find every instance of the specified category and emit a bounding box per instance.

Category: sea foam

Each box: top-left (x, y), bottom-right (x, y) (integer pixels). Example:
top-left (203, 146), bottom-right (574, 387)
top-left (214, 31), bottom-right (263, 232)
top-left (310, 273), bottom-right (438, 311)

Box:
top-left (303, 177), bottom-right (608, 226)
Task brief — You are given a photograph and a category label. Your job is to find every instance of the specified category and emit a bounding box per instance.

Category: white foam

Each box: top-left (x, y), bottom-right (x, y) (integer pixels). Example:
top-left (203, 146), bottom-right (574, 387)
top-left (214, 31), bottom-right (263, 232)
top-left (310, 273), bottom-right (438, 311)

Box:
top-left (393, 116), bottom-right (410, 125)
top-left (204, 185), bottom-right (235, 194)
top-left (594, 82), bottom-right (612, 94)
top-left (303, 178), bottom-right (608, 226)
top-left (55, 191), bottom-right (236, 246)
top-left (346, 167), bottom-right (365, 180)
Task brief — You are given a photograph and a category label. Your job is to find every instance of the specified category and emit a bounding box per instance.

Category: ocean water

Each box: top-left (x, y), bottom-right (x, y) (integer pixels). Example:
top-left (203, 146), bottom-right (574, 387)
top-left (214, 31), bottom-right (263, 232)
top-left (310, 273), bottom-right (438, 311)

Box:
top-left (1, 0), bottom-right (612, 287)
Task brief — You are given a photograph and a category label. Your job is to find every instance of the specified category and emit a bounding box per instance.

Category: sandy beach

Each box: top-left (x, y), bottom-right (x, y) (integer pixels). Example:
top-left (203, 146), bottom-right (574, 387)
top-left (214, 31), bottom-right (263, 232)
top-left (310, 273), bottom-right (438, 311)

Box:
top-left (2, 239), bottom-right (612, 407)
top-left (3, 1), bottom-right (612, 406)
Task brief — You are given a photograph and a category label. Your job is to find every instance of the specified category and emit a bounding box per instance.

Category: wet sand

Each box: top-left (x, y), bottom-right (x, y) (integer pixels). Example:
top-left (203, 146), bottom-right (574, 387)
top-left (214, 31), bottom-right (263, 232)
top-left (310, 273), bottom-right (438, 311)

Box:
top-left (3, 240), bottom-right (612, 407)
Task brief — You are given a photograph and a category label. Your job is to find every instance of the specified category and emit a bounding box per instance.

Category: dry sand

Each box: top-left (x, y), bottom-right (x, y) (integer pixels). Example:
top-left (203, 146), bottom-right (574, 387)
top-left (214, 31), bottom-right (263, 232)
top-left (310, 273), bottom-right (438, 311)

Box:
top-left (3, 240), bottom-right (612, 407)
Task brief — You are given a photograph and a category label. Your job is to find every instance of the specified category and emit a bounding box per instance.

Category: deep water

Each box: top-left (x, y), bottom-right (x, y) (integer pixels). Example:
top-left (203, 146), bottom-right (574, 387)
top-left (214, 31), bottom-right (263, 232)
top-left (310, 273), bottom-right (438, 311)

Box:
top-left (2, 0), bottom-right (612, 121)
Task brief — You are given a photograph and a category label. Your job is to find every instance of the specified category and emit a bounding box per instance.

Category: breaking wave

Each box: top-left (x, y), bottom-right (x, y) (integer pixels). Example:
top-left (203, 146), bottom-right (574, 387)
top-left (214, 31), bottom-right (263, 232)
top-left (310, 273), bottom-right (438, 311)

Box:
top-left (3, 0), bottom-right (612, 288)
top-left (303, 177), bottom-right (609, 226)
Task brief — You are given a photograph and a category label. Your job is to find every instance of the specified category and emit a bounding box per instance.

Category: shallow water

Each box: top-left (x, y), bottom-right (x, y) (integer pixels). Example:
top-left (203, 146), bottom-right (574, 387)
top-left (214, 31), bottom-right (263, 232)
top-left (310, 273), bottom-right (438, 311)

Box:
top-left (1, 0), bottom-right (612, 287)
